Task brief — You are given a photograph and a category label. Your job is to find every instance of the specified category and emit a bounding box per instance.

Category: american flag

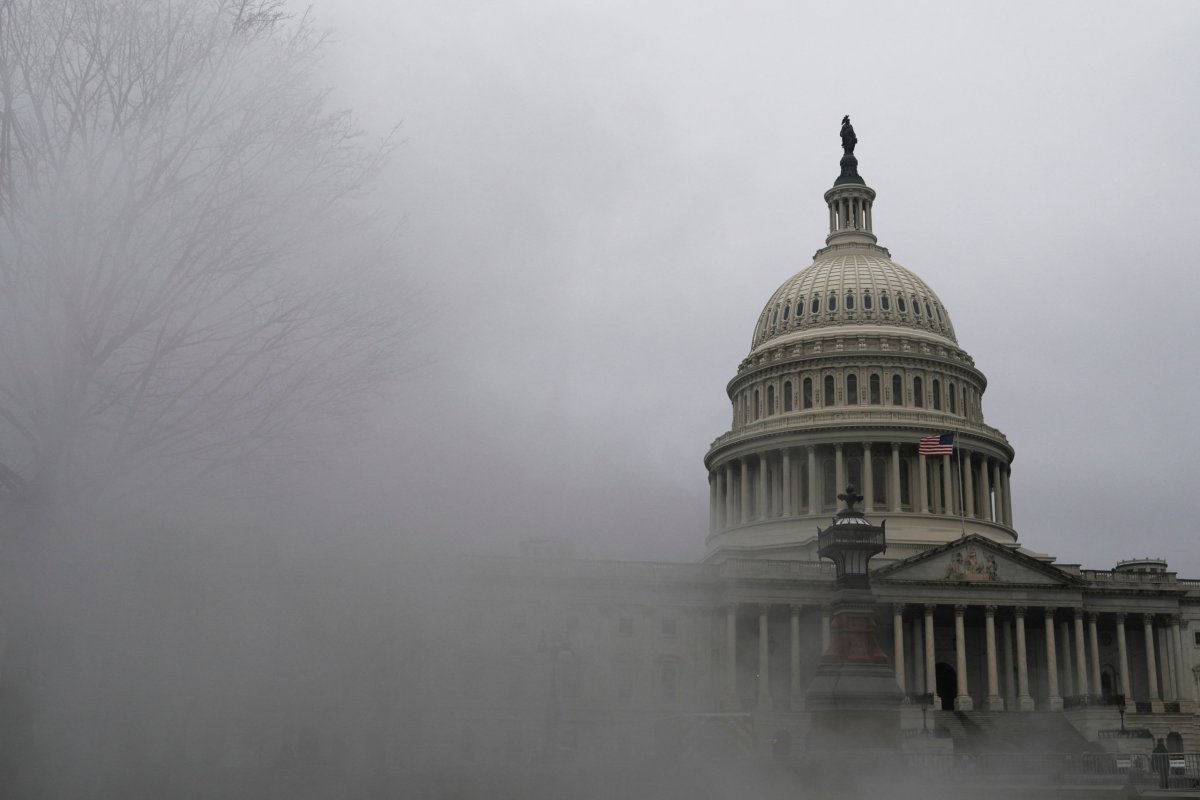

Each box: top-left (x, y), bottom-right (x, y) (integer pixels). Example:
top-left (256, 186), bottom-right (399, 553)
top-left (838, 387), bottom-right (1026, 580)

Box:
top-left (918, 433), bottom-right (955, 456)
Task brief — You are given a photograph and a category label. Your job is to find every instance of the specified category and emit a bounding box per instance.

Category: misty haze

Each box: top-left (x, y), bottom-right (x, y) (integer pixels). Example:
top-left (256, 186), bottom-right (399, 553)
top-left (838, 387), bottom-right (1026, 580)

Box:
top-left (0, 0), bottom-right (1198, 798)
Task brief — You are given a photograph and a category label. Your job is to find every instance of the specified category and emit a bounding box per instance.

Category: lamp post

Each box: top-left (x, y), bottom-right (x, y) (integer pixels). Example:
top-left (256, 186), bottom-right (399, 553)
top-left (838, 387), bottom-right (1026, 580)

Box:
top-left (537, 633), bottom-right (574, 761)
top-left (1117, 695), bottom-right (1127, 734)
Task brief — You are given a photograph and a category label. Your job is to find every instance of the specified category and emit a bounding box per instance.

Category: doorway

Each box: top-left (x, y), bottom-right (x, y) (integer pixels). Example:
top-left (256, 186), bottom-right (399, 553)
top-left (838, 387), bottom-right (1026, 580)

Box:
top-left (936, 662), bottom-right (957, 710)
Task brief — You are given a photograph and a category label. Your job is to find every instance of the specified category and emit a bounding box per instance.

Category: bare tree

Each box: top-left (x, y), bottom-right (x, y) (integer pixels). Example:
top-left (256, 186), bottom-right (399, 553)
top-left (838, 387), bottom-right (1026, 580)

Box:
top-left (0, 0), bottom-right (413, 517)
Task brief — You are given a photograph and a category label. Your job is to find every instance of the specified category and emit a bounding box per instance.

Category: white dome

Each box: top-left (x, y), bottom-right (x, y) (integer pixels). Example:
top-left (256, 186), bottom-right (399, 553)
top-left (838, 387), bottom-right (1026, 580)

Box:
top-left (751, 249), bottom-right (957, 351)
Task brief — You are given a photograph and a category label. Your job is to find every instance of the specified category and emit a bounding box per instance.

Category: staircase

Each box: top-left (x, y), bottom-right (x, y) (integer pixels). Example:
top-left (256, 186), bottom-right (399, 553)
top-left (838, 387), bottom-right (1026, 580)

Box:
top-left (933, 710), bottom-right (1098, 754)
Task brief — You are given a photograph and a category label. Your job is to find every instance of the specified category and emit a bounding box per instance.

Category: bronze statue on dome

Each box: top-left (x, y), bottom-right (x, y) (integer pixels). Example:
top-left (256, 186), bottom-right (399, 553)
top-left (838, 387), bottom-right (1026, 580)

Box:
top-left (840, 115), bottom-right (857, 156)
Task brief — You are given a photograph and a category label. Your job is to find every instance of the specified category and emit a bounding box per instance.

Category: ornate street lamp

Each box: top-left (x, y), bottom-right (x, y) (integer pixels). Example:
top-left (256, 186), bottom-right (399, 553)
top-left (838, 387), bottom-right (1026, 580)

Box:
top-left (806, 486), bottom-right (904, 751)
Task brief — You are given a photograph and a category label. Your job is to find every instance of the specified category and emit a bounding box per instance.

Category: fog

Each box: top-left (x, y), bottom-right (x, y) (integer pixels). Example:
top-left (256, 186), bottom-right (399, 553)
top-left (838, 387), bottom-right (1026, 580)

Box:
top-left (0, 0), bottom-right (1197, 796)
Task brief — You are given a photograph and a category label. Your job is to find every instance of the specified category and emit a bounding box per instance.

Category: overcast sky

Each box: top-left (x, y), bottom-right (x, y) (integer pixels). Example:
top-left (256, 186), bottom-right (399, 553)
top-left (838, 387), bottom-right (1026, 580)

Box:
top-left (295, 0), bottom-right (1200, 576)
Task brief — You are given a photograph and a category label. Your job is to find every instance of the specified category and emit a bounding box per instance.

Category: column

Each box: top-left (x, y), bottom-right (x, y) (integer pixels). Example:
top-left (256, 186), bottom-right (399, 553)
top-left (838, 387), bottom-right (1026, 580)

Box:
top-left (924, 604), bottom-right (940, 709)
top-left (918, 453), bottom-right (929, 513)
top-left (1072, 610), bottom-right (1088, 695)
top-left (1173, 616), bottom-right (1193, 702)
top-left (834, 444), bottom-right (845, 494)
top-left (1015, 607), bottom-right (1034, 711)
top-left (985, 605), bottom-right (1002, 710)
top-left (941, 453), bottom-right (953, 515)
top-left (724, 465), bottom-right (734, 528)
top-left (781, 449), bottom-right (792, 517)
top-left (807, 446), bottom-right (818, 514)
top-left (890, 443), bottom-right (901, 512)
top-left (1114, 613), bottom-right (1131, 700)
top-left (992, 461), bottom-right (1004, 525)
top-left (1059, 620), bottom-right (1075, 697)
top-left (979, 456), bottom-right (992, 521)
top-left (724, 604), bottom-right (738, 708)
top-left (912, 616), bottom-right (926, 696)
top-left (963, 452), bottom-right (975, 519)
top-left (893, 604), bottom-right (907, 697)
top-left (790, 605), bottom-right (803, 709)
top-left (1001, 467), bottom-right (1013, 526)
top-left (708, 472), bottom-right (716, 535)
top-left (1163, 626), bottom-right (1178, 702)
top-left (757, 606), bottom-right (771, 709)
top-left (1044, 608), bottom-right (1062, 710)
top-left (1143, 614), bottom-right (1159, 703)
top-left (1003, 616), bottom-right (1016, 708)
top-left (757, 454), bottom-right (768, 520)
top-left (862, 443), bottom-right (874, 511)
top-left (821, 605), bottom-right (831, 652)
top-left (1087, 612), bottom-right (1102, 699)
top-left (739, 460), bottom-right (750, 523)
top-left (954, 605), bottom-right (972, 710)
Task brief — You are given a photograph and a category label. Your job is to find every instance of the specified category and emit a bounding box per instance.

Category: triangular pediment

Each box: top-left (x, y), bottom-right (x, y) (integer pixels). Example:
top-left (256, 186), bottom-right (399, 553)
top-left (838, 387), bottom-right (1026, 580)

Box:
top-left (874, 535), bottom-right (1081, 587)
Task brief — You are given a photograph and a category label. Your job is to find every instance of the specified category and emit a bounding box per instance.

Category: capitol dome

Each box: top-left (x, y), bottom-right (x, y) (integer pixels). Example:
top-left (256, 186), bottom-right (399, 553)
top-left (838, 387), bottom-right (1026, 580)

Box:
top-left (704, 129), bottom-right (1015, 564)
top-left (751, 251), bottom-right (958, 352)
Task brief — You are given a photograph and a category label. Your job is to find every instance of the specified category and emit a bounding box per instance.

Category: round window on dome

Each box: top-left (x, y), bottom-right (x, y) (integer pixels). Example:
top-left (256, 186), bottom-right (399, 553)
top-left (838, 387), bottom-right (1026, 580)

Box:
top-left (811, 296), bottom-right (821, 314)
top-left (827, 294), bottom-right (837, 312)
top-left (881, 293), bottom-right (891, 311)
top-left (845, 293), bottom-right (855, 311)
top-left (913, 298), bottom-right (921, 316)
top-left (863, 293), bottom-right (873, 310)
top-left (897, 296), bottom-right (907, 313)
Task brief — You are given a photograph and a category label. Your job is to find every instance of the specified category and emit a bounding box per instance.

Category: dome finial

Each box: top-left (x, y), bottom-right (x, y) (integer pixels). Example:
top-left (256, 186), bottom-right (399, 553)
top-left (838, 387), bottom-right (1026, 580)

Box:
top-left (835, 116), bottom-right (863, 186)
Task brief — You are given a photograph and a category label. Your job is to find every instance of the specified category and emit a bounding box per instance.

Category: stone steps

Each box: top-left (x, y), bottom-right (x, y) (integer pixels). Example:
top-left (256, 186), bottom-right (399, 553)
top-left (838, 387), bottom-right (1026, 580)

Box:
top-left (933, 710), bottom-right (1096, 753)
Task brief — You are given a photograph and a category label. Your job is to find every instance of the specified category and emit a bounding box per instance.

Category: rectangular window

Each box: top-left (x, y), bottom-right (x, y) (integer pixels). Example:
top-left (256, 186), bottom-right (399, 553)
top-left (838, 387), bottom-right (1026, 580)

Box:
top-left (617, 663), bottom-right (634, 699)
top-left (560, 660), bottom-right (581, 698)
top-left (660, 665), bottom-right (678, 701)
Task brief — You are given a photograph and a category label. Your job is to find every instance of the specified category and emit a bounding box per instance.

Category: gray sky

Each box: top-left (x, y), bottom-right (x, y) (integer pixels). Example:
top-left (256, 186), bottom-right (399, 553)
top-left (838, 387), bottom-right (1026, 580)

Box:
top-left (300, 0), bottom-right (1200, 575)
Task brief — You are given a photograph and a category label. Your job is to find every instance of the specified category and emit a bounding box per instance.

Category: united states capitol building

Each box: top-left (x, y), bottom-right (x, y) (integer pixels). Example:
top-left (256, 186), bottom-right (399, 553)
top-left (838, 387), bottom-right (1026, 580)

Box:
top-left (412, 125), bottom-right (1200, 775)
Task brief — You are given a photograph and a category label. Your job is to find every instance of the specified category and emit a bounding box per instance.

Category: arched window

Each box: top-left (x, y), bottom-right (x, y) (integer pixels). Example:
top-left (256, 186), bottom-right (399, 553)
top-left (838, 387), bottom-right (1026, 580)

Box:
top-left (869, 374), bottom-right (881, 404)
top-left (822, 459), bottom-right (836, 507)
top-left (823, 375), bottom-right (835, 407)
top-left (913, 376), bottom-right (924, 408)
top-left (782, 303), bottom-right (789, 321)
top-left (767, 385), bottom-right (776, 415)
top-left (948, 382), bottom-right (957, 414)
top-left (925, 301), bottom-right (933, 318)
top-left (962, 387), bottom-right (968, 418)
top-left (897, 296), bottom-right (907, 313)
top-left (846, 373), bottom-right (858, 405)
top-left (811, 296), bottom-right (821, 314)
top-left (863, 292), bottom-right (873, 310)
top-left (772, 307), bottom-right (779, 325)
top-left (881, 293), bottom-right (891, 311)
top-left (845, 292), bottom-right (855, 310)
top-left (827, 294), bottom-right (838, 312)
top-left (803, 377), bottom-right (813, 409)
top-left (872, 456), bottom-right (887, 506)
top-left (799, 462), bottom-right (810, 510)
top-left (913, 297), bottom-right (922, 316)
top-left (784, 381), bottom-right (793, 412)
top-left (796, 300), bottom-right (804, 318)
top-left (891, 374), bottom-right (903, 406)
top-left (753, 389), bottom-right (761, 420)
top-left (932, 378), bottom-right (942, 410)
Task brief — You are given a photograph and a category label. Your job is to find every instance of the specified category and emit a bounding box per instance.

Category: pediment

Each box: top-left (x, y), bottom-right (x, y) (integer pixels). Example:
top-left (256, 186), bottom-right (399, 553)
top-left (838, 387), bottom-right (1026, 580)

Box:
top-left (875, 535), bottom-right (1079, 587)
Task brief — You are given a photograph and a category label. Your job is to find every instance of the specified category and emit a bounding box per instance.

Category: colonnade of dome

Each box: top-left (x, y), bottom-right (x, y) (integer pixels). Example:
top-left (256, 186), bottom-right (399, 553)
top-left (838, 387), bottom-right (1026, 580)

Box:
top-left (704, 148), bottom-right (1016, 560)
